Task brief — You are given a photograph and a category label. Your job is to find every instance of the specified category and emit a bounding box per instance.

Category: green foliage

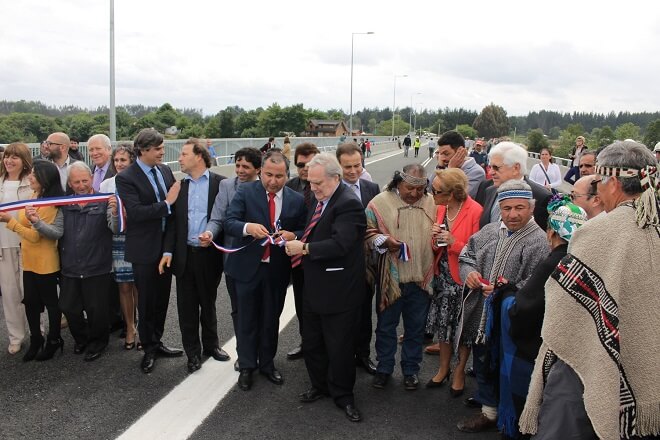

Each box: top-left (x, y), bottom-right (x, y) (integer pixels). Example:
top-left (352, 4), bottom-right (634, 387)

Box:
top-left (643, 119), bottom-right (660, 149)
top-left (473, 103), bottom-right (509, 139)
top-left (455, 124), bottom-right (478, 140)
top-left (368, 118), bottom-right (377, 134)
top-left (219, 111), bottom-right (234, 139)
top-left (179, 124), bottom-right (205, 139)
top-left (614, 122), bottom-right (640, 142)
top-left (526, 129), bottom-right (549, 153)
top-left (375, 118), bottom-right (408, 136)
top-left (204, 114), bottom-right (222, 138)
top-left (548, 126), bottom-right (561, 140)
top-left (599, 126), bottom-right (615, 146)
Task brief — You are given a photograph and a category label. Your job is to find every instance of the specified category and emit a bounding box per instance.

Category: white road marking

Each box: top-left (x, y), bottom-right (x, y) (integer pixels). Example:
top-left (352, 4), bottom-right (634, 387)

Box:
top-left (364, 149), bottom-right (403, 165)
top-left (117, 287), bottom-right (297, 440)
top-left (421, 157), bottom-right (433, 168)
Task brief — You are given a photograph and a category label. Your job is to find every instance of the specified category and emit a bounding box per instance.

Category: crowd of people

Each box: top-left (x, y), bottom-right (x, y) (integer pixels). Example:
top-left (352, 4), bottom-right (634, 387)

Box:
top-left (0, 129), bottom-right (658, 438)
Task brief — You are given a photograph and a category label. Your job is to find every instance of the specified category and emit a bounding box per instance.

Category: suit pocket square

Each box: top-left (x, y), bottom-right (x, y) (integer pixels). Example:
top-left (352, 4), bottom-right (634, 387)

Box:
top-left (325, 267), bottom-right (344, 272)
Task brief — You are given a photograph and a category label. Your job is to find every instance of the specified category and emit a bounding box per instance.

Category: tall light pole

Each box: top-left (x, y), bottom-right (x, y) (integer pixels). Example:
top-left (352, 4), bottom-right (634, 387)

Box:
top-left (391, 74), bottom-right (408, 139)
top-left (409, 92), bottom-right (421, 132)
top-left (109, 0), bottom-right (116, 141)
top-left (349, 31), bottom-right (374, 136)
top-left (414, 102), bottom-right (424, 136)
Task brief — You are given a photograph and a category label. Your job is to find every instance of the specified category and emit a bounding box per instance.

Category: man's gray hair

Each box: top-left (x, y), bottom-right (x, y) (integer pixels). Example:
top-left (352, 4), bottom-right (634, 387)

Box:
top-left (489, 141), bottom-right (528, 175)
top-left (497, 179), bottom-right (535, 208)
top-left (597, 141), bottom-right (656, 195)
top-left (68, 160), bottom-right (92, 178)
top-left (88, 134), bottom-right (112, 150)
top-left (307, 152), bottom-right (342, 178)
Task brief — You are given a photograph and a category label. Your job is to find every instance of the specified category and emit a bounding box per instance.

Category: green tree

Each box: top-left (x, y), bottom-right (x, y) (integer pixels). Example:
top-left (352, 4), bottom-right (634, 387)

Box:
top-left (455, 124), bottom-right (478, 140)
top-left (180, 124), bottom-right (205, 138)
top-left (473, 103), bottom-right (509, 138)
top-left (368, 118), bottom-right (377, 134)
top-left (204, 114), bottom-right (223, 138)
top-left (432, 118), bottom-right (448, 136)
top-left (526, 129), bottom-right (549, 153)
top-left (155, 103), bottom-right (178, 127)
top-left (548, 126), bottom-right (561, 139)
top-left (614, 122), bottom-right (640, 142)
top-left (235, 110), bottom-right (261, 138)
top-left (219, 110), bottom-right (234, 138)
top-left (0, 119), bottom-right (28, 143)
top-left (600, 125), bottom-right (615, 147)
top-left (643, 119), bottom-right (660, 149)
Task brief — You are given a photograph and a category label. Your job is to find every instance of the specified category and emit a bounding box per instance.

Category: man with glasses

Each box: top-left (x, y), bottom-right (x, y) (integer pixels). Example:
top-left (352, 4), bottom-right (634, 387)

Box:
top-left (577, 151), bottom-right (596, 177)
top-left (283, 142), bottom-right (320, 360)
top-left (570, 175), bottom-right (604, 219)
top-left (45, 132), bottom-right (77, 192)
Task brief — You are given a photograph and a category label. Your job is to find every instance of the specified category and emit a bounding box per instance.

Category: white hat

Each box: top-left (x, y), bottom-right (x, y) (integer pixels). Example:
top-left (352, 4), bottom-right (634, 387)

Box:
top-left (654, 141), bottom-right (660, 152)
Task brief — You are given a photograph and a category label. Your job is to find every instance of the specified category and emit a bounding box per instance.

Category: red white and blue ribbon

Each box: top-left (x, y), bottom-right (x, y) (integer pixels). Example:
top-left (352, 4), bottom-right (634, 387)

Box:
top-left (114, 192), bottom-right (126, 233)
top-left (209, 238), bottom-right (257, 254)
top-left (398, 242), bottom-right (411, 262)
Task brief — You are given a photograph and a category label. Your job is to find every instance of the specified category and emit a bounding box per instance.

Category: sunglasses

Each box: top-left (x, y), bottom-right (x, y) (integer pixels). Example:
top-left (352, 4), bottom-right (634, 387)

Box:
top-left (490, 164), bottom-right (509, 172)
top-left (295, 162), bottom-right (307, 168)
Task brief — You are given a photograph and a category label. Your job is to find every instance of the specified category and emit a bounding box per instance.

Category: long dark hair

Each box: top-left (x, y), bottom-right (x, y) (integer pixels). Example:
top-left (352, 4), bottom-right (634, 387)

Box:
top-left (32, 159), bottom-right (64, 198)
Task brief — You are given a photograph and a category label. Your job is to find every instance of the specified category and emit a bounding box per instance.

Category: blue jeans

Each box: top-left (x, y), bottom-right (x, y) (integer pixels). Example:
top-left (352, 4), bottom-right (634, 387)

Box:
top-left (473, 342), bottom-right (498, 407)
top-left (375, 282), bottom-right (430, 376)
top-left (564, 166), bottom-right (579, 184)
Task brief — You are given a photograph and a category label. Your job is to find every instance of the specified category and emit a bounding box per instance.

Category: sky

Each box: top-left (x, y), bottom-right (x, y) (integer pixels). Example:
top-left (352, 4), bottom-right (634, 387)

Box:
top-left (1, 0), bottom-right (659, 117)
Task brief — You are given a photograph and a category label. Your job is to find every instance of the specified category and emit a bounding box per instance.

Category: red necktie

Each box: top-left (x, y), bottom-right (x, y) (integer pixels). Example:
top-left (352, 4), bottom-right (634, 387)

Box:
top-left (291, 201), bottom-right (324, 268)
top-left (303, 183), bottom-right (312, 208)
top-left (262, 192), bottom-right (276, 261)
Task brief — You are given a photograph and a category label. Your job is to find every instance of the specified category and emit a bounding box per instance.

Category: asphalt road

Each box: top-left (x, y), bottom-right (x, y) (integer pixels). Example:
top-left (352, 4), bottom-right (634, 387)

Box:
top-left (0, 146), bottom-right (500, 440)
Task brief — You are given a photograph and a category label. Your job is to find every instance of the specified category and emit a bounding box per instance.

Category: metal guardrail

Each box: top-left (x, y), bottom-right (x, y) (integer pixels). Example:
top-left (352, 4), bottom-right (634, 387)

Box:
top-left (527, 151), bottom-right (572, 167)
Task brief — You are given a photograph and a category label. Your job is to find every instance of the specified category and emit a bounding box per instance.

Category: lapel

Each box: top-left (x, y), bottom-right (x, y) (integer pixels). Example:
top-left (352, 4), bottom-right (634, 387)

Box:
top-left (253, 182), bottom-right (270, 230)
top-left (134, 163), bottom-right (158, 203)
top-left (484, 186), bottom-right (498, 217)
top-left (179, 178), bottom-right (189, 221)
top-left (207, 174), bottom-right (218, 218)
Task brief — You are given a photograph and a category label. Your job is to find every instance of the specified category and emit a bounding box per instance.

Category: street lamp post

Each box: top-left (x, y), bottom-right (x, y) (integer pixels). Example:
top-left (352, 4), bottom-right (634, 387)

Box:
top-left (414, 102), bottom-right (424, 136)
top-left (349, 31), bottom-right (374, 136)
top-left (409, 92), bottom-right (421, 133)
top-left (391, 74), bottom-right (408, 139)
top-left (109, 0), bottom-right (116, 142)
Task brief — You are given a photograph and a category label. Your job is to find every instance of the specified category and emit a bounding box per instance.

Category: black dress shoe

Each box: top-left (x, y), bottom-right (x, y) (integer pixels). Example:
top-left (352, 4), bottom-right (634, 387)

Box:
top-left (372, 372), bottom-right (390, 389)
top-left (463, 397), bottom-right (482, 409)
top-left (299, 387), bottom-right (328, 403)
top-left (341, 404), bottom-right (362, 422)
top-left (141, 352), bottom-right (156, 373)
top-left (238, 369), bottom-right (252, 391)
top-left (73, 343), bottom-right (87, 355)
top-left (260, 368), bottom-right (284, 385)
top-left (187, 355), bottom-right (202, 373)
top-left (203, 347), bottom-right (230, 362)
top-left (84, 345), bottom-right (106, 362)
top-left (233, 359), bottom-right (240, 372)
top-left (355, 356), bottom-right (377, 375)
top-left (286, 344), bottom-right (303, 360)
top-left (404, 374), bottom-right (419, 390)
top-left (157, 343), bottom-right (183, 357)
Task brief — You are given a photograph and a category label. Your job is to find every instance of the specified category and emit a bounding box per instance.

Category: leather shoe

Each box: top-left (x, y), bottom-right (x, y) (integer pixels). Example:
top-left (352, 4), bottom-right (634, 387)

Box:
top-left (203, 347), bottom-right (230, 362)
top-left (187, 355), bottom-right (201, 373)
top-left (84, 346), bottom-right (105, 362)
top-left (463, 397), bottom-right (482, 409)
top-left (233, 359), bottom-right (239, 372)
top-left (73, 343), bottom-right (87, 355)
top-left (299, 387), bottom-right (328, 403)
top-left (260, 368), bottom-right (284, 385)
top-left (457, 413), bottom-right (497, 433)
top-left (237, 369), bottom-right (252, 391)
top-left (372, 372), bottom-right (390, 389)
top-left (340, 404), bottom-right (362, 422)
top-left (286, 344), bottom-right (303, 360)
top-left (355, 356), bottom-right (376, 375)
top-left (404, 374), bottom-right (420, 390)
top-left (157, 343), bottom-right (183, 357)
top-left (141, 352), bottom-right (156, 373)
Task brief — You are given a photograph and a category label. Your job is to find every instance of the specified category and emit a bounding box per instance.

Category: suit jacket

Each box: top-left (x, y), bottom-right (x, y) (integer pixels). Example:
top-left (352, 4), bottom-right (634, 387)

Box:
top-left (115, 161), bottom-right (175, 264)
top-left (224, 181), bottom-right (307, 282)
top-left (479, 177), bottom-right (551, 231)
top-left (302, 184), bottom-right (367, 314)
top-left (163, 171), bottom-right (225, 279)
top-left (357, 179), bottom-right (380, 209)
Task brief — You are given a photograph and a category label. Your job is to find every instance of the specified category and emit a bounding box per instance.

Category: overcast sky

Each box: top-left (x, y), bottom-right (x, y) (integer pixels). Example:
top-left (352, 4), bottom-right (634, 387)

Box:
top-left (2, 1), bottom-right (659, 117)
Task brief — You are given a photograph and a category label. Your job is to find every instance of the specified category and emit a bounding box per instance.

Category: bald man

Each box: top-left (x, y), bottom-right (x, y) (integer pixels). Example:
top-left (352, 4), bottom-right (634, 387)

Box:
top-left (45, 132), bottom-right (77, 192)
top-left (570, 175), bottom-right (604, 219)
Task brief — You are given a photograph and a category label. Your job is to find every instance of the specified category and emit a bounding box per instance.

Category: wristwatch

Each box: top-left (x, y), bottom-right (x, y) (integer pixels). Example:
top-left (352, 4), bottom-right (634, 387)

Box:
top-left (302, 243), bottom-right (309, 255)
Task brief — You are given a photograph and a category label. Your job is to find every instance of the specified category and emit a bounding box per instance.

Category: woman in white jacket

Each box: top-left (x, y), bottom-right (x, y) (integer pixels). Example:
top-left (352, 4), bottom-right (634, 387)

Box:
top-left (529, 147), bottom-right (562, 189)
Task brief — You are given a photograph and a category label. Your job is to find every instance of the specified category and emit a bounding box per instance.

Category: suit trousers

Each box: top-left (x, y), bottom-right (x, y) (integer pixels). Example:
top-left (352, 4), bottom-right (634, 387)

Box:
top-left (176, 246), bottom-right (220, 358)
top-left (290, 265), bottom-right (304, 337)
top-left (225, 274), bottom-right (238, 333)
top-left (0, 247), bottom-right (28, 345)
top-left (133, 262), bottom-right (173, 354)
top-left (60, 273), bottom-right (111, 352)
top-left (303, 305), bottom-right (360, 407)
top-left (354, 282), bottom-right (374, 358)
top-left (235, 263), bottom-right (287, 373)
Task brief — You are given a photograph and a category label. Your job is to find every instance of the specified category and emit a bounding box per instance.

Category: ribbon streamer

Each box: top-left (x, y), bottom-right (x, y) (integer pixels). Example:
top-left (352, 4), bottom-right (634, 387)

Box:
top-left (398, 242), bottom-right (411, 262)
top-left (0, 192), bottom-right (117, 212)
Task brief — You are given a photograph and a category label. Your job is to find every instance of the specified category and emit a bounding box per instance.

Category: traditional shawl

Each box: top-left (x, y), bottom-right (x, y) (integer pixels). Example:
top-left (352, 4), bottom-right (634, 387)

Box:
top-left (365, 191), bottom-right (436, 311)
top-left (520, 202), bottom-right (660, 439)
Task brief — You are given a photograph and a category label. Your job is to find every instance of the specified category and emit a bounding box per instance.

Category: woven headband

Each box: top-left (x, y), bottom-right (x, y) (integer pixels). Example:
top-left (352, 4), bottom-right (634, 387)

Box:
top-left (399, 171), bottom-right (428, 186)
top-left (497, 189), bottom-right (533, 202)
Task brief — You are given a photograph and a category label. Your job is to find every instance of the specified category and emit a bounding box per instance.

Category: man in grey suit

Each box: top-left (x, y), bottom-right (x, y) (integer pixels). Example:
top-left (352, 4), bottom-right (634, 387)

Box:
top-left (336, 142), bottom-right (380, 375)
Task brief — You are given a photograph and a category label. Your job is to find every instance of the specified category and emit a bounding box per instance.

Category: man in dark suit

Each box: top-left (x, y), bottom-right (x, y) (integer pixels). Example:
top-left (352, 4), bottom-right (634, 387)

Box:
top-left (224, 150), bottom-right (307, 391)
top-left (478, 142), bottom-right (551, 230)
top-left (336, 142), bottom-right (380, 375)
top-left (286, 153), bottom-right (367, 423)
top-left (115, 128), bottom-right (183, 374)
top-left (284, 142), bottom-right (320, 360)
top-left (161, 138), bottom-right (230, 373)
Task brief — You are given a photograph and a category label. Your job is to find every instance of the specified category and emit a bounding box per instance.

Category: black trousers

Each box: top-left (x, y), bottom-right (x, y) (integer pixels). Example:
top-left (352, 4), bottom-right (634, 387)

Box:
top-left (176, 246), bottom-right (220, 358)
top-left (303, 306), bottom-right (360, 407)
top-left (290, 265), bottom-right (304, 337)
top-left (226, 274), bottom-right (238, 333)
top-left (23, 271), bottom-right (60, 342)
top-left (235, 263), bottom-right (288, 373)
top-left (60, 274), bottom-right (111, 352)
top-left (355, 283), bottom-right (374, 358)
top-left (132, 262), bottom-right (173, 354)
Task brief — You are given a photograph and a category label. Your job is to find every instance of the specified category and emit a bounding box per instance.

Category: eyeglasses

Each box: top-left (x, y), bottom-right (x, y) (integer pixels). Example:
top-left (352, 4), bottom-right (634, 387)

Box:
top-left (569, 192), bottom-right (592, 201)
top-left (295, 162), bottom-right (307, 168)
top-left (45, 141), bottom-right (64, 147)
top-left (490, 164), bottom-right (508, 172)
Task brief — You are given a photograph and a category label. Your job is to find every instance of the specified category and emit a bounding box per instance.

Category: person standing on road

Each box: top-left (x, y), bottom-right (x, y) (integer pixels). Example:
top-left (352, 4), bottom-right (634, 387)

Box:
top-left (413, 136), bottom-right (421, 158)
top-left (403, 134), bottom-right (412, 157)
top-left (116, 128), bottom-right (184, 374)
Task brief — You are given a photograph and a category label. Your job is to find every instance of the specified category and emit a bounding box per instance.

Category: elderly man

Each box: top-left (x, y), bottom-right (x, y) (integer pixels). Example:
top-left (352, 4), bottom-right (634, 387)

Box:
top-left (366, 164), bottom-right (436, 391)
top-left (577, 150), bottom-right (596, 177)
top-left (456, 179), bottom-right (549, 433)
top-left (284, 142), bottom-right (320, 360)
top-left (58, 162), bottom-right (119, 361)
top-left (286, 153), bottom-right (367, 423)
top-left (45, 132), bottom-right (76, 192)
top-left (520, 141), bottom-right (660, 440)
top-left (479, 141), bottom-right (551, 230)
top-left (435, 130), bottom-right (485, 199)
top-left (571, 175), bottom-right (604, 219)
top-left (88, 134), bottom-right (116, 192)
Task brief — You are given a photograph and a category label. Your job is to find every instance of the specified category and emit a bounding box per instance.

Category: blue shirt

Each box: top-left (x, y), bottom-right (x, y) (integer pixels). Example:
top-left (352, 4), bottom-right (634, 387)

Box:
top-left (185, 170), bottom-right (210, 246)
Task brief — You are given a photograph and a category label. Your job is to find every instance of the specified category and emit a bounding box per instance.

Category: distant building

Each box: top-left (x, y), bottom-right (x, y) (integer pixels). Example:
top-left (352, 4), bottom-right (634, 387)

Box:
top-left (304, 120), bottom-right (349, 137)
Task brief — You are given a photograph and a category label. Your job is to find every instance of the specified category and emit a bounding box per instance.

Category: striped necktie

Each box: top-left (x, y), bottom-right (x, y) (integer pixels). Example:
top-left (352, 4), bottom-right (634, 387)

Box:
top-left (291, 201), bottom-right (324, 268)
